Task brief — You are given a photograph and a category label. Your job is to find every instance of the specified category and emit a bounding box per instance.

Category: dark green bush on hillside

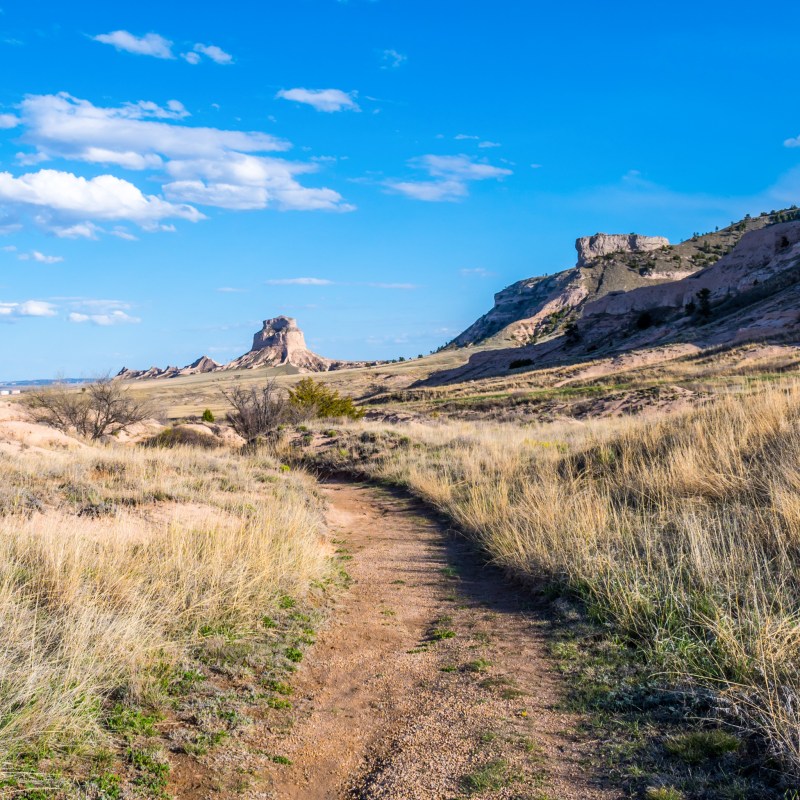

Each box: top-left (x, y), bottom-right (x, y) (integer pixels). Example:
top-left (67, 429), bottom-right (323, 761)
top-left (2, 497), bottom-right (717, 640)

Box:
top-left (201, 408), bottom-right (215, 423)
top-left (145, 426), bottom-right (221, 449)
top-left (288, 378), bottom-right (364, 420)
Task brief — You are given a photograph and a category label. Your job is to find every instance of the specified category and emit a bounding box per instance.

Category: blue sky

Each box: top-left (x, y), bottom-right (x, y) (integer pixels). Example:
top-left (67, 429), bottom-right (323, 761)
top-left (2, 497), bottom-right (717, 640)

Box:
top-left (1, 0), bottom-right (799, 380)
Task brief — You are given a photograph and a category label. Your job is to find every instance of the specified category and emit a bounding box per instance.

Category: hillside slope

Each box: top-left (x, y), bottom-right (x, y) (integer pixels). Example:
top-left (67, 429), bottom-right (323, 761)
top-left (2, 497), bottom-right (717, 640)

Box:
top-left (427, 211), bottom-right (800, 385)
top-left (453, 211), bottom-right (793, 349)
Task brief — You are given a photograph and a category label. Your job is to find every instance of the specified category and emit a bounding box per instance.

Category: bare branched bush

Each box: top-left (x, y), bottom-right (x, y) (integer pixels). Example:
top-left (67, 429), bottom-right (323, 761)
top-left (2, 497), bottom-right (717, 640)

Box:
top-left (24, 378), bottom-right (150, 441)
top-left (222, 380), bottom-right (294, 442)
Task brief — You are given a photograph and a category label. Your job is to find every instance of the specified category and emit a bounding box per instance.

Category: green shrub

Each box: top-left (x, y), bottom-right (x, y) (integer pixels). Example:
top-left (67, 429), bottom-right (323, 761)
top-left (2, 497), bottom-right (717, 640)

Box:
top-left (201, 408), bottom-right (215, 423)
top-left (288, 378), bottom-right (364, 420)
top-left (144, 426), bottom-right (221, 449)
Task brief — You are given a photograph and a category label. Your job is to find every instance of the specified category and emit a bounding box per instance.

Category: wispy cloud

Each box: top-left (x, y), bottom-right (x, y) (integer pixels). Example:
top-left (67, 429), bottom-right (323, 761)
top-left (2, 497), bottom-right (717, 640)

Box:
top-left (190, 43), bottom-right (233, 64)
top-left (93, 30), bottom-right (233, 66)
top-left (381, 49), bottom-right (407, 69)
top-left (0, 113), bottom-right (19, 129)
top-left (265, 277), bottom-right (334, 285)
top-left (460, 267), bottom-right (494, 277)
top-left (93, 30), bottom-right (174, 59)
top-left (65, 299), bottom-right (141, 326)
top-left (17, 250), bottom-right (63, 264)
top-left (68, 310), bottom-right (140, 326)
top-left (264, 277), bottom-right (417, 289)
top-left (216, 286), bottom-right (247, 293)
top-left (785, 135), bottom-right (800, 149)
top-left (385, 154), bottom-right (512, 202)
top-left (276, 88), bottom-right (360, 113)
top-left (478, 140), bottom-right (501, 149)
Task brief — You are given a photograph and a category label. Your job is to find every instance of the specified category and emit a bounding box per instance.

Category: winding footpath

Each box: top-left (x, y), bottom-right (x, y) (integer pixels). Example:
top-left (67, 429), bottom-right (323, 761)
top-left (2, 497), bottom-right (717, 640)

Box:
top-left (262, 480), bottom-right (618, 799)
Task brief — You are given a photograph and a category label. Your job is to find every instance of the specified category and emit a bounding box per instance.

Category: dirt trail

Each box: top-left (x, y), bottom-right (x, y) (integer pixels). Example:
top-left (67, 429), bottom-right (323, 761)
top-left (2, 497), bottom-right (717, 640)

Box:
top-left (255, 480), bottom-right (618, 800)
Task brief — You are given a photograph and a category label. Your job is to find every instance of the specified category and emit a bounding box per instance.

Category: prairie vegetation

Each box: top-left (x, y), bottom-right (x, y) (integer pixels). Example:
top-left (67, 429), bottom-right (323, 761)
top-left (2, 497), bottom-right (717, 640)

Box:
top-left (0, 439), bottom-right (330, 792)
top-left (307, 381), bottom-right (800, 775)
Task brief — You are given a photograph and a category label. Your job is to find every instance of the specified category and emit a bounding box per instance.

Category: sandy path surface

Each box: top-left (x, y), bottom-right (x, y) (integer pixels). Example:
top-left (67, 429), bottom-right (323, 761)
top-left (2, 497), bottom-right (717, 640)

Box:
top-left (256, 480), bottom-right (618, 800)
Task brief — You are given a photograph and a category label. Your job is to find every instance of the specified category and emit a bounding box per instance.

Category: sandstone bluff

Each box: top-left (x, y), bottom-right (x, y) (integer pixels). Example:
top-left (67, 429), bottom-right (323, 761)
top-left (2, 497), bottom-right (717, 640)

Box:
top-left (116, 316), bottom-right (374, 380)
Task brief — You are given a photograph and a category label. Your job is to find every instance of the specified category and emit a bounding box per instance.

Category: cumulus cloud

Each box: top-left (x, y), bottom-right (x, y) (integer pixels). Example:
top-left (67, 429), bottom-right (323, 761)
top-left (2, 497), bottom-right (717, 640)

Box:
top-left (0, 113), bottom-right (19, 129)
top-left (3, 93), bottom-right (353, 223)
top-left (0, 300), bottom-right (57, 318)
top-left (385, 154), bottom-right (512, 202)
top-left (276, 88), bottom-right (359, 113)
top-left (93, 31), bottom-right (174, 59)
top-left (17, 250), bottom-right (63, 264)
top-left (785, 136), bottom-right (800, 149)
top-left (0, 169), bottom-right (203, 226)
top-left (381, 49), bottom-right (407, 69)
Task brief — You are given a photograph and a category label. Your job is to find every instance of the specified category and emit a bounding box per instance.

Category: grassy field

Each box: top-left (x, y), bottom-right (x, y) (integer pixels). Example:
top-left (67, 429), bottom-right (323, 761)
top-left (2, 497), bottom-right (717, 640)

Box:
top-left (300, 380), bottom-right (800, 778)
top-left (0, 440), bottom-right (332, 796)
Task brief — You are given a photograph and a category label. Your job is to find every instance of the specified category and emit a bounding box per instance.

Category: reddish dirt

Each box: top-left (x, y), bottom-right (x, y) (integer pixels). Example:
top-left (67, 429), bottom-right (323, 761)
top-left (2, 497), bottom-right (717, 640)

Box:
top-left (259, 480), bottom-right (618, 799)
top-left (171, 480), bottom-right (620, 799)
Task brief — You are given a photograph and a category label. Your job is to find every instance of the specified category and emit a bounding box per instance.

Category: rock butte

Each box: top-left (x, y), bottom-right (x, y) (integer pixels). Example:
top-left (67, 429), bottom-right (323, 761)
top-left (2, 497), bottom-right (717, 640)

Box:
top-left (117, 316), bottom-right (375, 380)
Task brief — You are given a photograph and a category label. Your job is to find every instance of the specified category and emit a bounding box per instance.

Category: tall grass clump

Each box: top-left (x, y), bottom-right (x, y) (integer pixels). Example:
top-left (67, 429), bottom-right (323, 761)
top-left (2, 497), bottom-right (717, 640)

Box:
top-left (316, 382), bottom-right (800, 774)
top-left (0, 444), bottom-right (330, 770)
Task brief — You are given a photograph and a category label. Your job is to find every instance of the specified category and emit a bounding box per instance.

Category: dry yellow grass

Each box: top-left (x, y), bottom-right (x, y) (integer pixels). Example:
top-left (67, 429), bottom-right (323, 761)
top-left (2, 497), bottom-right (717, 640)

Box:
top-left (310, 382), bottom-right (800, 774)
top-left (0, 443), bottom-right (330, 773)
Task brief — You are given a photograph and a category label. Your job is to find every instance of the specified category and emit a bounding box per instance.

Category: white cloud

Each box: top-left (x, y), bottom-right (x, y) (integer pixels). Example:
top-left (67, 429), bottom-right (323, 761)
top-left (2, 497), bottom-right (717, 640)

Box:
top-left (216, 286), bottom-right (246, 292)
top-left (454, 134), bottom-right (480, 141)
top-left (0, 300), bottom-right (57, 318)
top-left (276, 88), bottom-right (359, 113)
top-left (69, 309), bottom-right (140, 326)
top-left (265, 277), bottom-right (333, 285)
top-left (182, 51), bottom-right (201, 64)
top-left (193, 43), bottom-right (233, 64)
top-left (381, 49), bottom-right (407, 69)
top-left (0, 113), bottom-right (19, 129)
top-left (365, 282), bottom-right (418, 289)
top-left (162, 152), bottom-right (354, 211)
top-left (5, 92), bottom-right (353, 227)
top-left (20, 94), bottom-right (288, 165)
top-left (0, 169), bottom-right (203, 225)
top-left (17, 250), bottom-right (63, 264)
top-left (385, 154), bottom-right (512, 202)
top-left (93, 31), bottom-right (174, 59)
top-left (460, 267), bottom-right (493, 277)
top-left (52, 221), bottom-right (100, 239)
top-left (785, 136), bottom-right (800, 149)
top-left (478, 141), bottom-right (501, 149)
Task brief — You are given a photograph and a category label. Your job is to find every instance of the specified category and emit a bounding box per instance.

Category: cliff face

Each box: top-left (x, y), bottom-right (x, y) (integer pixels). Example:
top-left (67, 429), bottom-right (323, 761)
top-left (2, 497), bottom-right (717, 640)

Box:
top-left (424, 213), bottom-right (800, 386)
top-left (224, 316), bottom-right (337, 371)
top-left (452, 213), bottom-right (785, 349)
top-left (452, 232), bottom-right (674, 347)
top-left (575, 233), bottom-right (669, 267)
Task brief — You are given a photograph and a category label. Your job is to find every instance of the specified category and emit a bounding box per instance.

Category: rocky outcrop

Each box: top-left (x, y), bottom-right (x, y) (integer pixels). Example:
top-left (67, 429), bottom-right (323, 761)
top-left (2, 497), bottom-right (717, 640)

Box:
top-left (225, 316), bottom-right (337, 371)
top-left (183, 356), bottom-right (220, 374)
top-left (423, 213), bottom-right (800, 386)
top-left (451, 214), bottom-right (786, 350)
top-left (117, 317), bottom-right (372, 380)
top-left (575, 233), bottom-right (669, 267)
